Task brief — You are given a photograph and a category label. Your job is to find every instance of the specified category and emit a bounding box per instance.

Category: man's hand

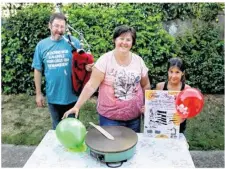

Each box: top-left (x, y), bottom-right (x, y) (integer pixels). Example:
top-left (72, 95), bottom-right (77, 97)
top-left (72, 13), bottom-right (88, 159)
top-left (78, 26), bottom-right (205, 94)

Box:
top-left (62, 107), bottom-right (80, 119)
top-left (85, 63), bottom-right (94, 72)
top-left (36, 93), bottom-right (45, 107)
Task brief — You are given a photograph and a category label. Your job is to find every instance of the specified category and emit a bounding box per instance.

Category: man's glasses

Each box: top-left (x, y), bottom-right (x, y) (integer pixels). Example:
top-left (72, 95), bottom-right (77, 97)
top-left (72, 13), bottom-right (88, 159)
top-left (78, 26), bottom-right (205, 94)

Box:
top-left (52, 24), bottom-right (65, 29)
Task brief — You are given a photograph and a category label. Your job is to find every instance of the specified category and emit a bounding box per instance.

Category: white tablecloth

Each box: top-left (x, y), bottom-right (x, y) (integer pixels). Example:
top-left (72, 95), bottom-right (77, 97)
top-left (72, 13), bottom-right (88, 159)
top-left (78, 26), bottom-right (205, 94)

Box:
top-left (24, 130), bottom-right (195, 168)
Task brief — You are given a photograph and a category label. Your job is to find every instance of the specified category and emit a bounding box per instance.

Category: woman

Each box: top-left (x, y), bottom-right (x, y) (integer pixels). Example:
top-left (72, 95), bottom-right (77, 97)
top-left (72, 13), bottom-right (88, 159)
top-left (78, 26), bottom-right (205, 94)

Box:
top-left (62, 25), bottom-right (150, 132)
top-left (156, 57), bottom-right (191, 133)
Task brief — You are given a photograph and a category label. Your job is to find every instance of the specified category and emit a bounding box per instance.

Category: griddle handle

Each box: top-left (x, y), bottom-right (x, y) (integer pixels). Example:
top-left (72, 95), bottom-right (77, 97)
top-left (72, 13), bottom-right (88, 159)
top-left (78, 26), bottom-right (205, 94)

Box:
top-left (106, 160), bottom-right (127, 168)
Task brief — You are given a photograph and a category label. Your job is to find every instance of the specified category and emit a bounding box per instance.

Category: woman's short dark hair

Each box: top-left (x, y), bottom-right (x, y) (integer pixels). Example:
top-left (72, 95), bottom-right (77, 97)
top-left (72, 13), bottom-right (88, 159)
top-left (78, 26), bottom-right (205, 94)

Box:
top-left (49, 13), bottom-right (67, 24)
top-left (113, 25), bottom-right (136, 46)
top-left (167, 57), bottom-right (186, 82)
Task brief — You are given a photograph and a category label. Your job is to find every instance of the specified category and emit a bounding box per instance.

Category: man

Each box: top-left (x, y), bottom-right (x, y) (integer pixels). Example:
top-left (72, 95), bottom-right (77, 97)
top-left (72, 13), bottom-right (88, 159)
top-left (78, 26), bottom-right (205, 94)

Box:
top-left (32, 13), bottom-right (93, 129)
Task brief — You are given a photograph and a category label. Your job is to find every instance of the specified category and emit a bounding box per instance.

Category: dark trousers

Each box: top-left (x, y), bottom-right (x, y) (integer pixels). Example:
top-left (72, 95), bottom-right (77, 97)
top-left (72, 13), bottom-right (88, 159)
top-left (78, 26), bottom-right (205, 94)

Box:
top-left (48, 102), bottom-right (76, 130)
top-left (180, 119), bottom-right (187, 133)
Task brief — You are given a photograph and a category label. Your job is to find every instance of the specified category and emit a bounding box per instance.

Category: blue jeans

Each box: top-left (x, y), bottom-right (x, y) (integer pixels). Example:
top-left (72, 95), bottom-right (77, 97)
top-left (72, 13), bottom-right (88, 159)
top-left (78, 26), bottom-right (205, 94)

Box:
top-left (99, 114), bottom-right (141, 133)
top-left (48, 102), bottom-right (76, 130)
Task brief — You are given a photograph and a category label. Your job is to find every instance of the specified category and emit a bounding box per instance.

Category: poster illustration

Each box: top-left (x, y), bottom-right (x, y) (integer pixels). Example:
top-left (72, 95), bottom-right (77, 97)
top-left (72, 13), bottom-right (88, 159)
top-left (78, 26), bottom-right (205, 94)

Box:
top-left (144, 90), bottom-right (181, 139)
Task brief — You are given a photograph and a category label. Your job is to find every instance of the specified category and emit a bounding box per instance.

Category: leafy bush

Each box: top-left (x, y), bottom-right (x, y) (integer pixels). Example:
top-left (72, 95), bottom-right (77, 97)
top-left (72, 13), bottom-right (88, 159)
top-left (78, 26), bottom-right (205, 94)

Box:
top-left (1, 3), bottom-right (224, 94)
top-left (2, 4), bottom-right (53, 94)
top-left (64, 3), bottom-right (178, 87)
top-left (176, 20), bottom-right (224, 93)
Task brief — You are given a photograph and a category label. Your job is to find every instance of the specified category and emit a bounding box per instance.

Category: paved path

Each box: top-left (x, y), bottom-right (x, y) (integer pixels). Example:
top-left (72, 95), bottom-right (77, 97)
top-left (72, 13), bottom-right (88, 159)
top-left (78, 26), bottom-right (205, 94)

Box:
top-left (1, 144), bottom-right (224, 168)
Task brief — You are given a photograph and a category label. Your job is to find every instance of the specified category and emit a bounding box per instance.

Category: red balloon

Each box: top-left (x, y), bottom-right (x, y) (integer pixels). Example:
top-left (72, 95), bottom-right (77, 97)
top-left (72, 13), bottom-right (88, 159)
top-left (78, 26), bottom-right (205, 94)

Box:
top-left (176, 88), bottom-right (204, 118)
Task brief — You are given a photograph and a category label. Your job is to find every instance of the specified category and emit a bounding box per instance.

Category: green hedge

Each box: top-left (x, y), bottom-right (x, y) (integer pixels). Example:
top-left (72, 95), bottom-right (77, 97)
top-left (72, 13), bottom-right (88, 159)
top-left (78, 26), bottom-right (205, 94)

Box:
top-left (176, 20), bottom-right (224, 93)
top-left (1, 3), bottom-right (224, 94)
top-left (2, 4), bottom-right (53, 95)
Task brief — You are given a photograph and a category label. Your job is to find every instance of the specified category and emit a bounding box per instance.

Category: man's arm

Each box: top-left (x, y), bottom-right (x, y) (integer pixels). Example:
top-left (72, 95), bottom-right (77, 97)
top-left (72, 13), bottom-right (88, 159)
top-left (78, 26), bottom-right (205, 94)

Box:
top-left (34, 69), bottom-right (45, 107)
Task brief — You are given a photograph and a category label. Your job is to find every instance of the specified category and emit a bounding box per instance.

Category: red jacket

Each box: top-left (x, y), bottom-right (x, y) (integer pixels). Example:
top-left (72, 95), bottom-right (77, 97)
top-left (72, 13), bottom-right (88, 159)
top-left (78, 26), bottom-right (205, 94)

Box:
top-left (72, 51), bottom-right (94, 95)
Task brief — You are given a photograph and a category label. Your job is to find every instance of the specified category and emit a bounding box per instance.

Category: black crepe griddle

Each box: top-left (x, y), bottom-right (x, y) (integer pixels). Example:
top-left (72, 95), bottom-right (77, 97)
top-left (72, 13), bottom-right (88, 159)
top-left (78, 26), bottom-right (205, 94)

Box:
top-left (86, 126), bottom-right (138, 153)
top-left (85, 126), bottom-right (138, 166)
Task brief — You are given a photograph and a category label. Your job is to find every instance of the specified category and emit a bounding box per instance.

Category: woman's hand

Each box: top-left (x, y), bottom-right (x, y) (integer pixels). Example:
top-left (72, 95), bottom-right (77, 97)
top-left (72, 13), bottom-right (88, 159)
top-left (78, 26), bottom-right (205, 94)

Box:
top-left (62, 107), bottom-right (79, 119)
top-left (140, 106), bottom-right (145, 114)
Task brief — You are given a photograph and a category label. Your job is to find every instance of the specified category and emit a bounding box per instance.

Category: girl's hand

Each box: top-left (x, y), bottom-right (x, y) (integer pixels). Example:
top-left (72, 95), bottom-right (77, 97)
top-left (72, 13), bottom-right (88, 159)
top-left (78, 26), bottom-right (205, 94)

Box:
top-left (180, 118), bottom-right (186, 123)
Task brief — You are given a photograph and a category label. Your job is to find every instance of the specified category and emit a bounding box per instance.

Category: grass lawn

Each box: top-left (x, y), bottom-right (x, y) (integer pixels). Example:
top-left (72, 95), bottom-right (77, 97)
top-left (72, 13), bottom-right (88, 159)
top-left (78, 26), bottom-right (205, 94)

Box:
top-left (1, 94), bottom-right (224, 150)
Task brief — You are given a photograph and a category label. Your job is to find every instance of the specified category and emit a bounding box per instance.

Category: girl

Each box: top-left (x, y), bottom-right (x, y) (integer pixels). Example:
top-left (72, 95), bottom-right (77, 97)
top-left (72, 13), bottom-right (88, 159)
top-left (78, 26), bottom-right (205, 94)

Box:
top-left (156, 57), bottom-right (191, 133)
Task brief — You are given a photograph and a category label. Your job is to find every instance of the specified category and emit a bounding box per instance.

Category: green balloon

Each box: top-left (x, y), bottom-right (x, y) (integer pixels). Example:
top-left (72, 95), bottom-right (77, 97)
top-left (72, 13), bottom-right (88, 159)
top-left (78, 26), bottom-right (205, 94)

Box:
top-left (56, 118), bottom-right (87, 151)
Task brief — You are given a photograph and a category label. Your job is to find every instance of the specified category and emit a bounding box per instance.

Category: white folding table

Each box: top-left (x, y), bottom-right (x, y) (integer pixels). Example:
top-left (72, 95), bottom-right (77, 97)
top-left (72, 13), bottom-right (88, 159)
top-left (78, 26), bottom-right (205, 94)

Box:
top-left (24, 130), bottom-right (195, 168)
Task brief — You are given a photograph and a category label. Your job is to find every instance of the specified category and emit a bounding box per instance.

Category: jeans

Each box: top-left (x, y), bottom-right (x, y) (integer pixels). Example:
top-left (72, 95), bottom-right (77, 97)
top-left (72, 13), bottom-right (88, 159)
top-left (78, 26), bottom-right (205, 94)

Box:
top-left (99, 114), bottom-right (141, 133)
top-left (48, 102), bottom-right (76, 130)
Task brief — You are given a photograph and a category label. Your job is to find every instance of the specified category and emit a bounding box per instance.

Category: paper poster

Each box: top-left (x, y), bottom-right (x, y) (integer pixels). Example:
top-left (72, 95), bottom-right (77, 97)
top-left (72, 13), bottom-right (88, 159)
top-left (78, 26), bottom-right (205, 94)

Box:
top-left (144, 90), bottom-right (181, 139)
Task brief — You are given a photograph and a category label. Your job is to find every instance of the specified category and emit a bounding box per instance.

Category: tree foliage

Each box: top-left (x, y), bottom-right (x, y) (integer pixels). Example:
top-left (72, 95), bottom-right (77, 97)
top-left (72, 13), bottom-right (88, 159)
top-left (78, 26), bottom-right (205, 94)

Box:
top-left (1, 3), bottom-right (224, 94)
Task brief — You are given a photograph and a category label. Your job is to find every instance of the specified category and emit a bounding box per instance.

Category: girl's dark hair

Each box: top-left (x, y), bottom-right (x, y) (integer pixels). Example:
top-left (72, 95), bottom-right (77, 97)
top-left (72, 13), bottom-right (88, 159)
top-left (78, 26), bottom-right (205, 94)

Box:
top-left (113, 25), bottom-right (136, 46)
top-left (49, 13), bottom-right (67, 24)
top-left (167, 57), bottom-right (186, 82)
